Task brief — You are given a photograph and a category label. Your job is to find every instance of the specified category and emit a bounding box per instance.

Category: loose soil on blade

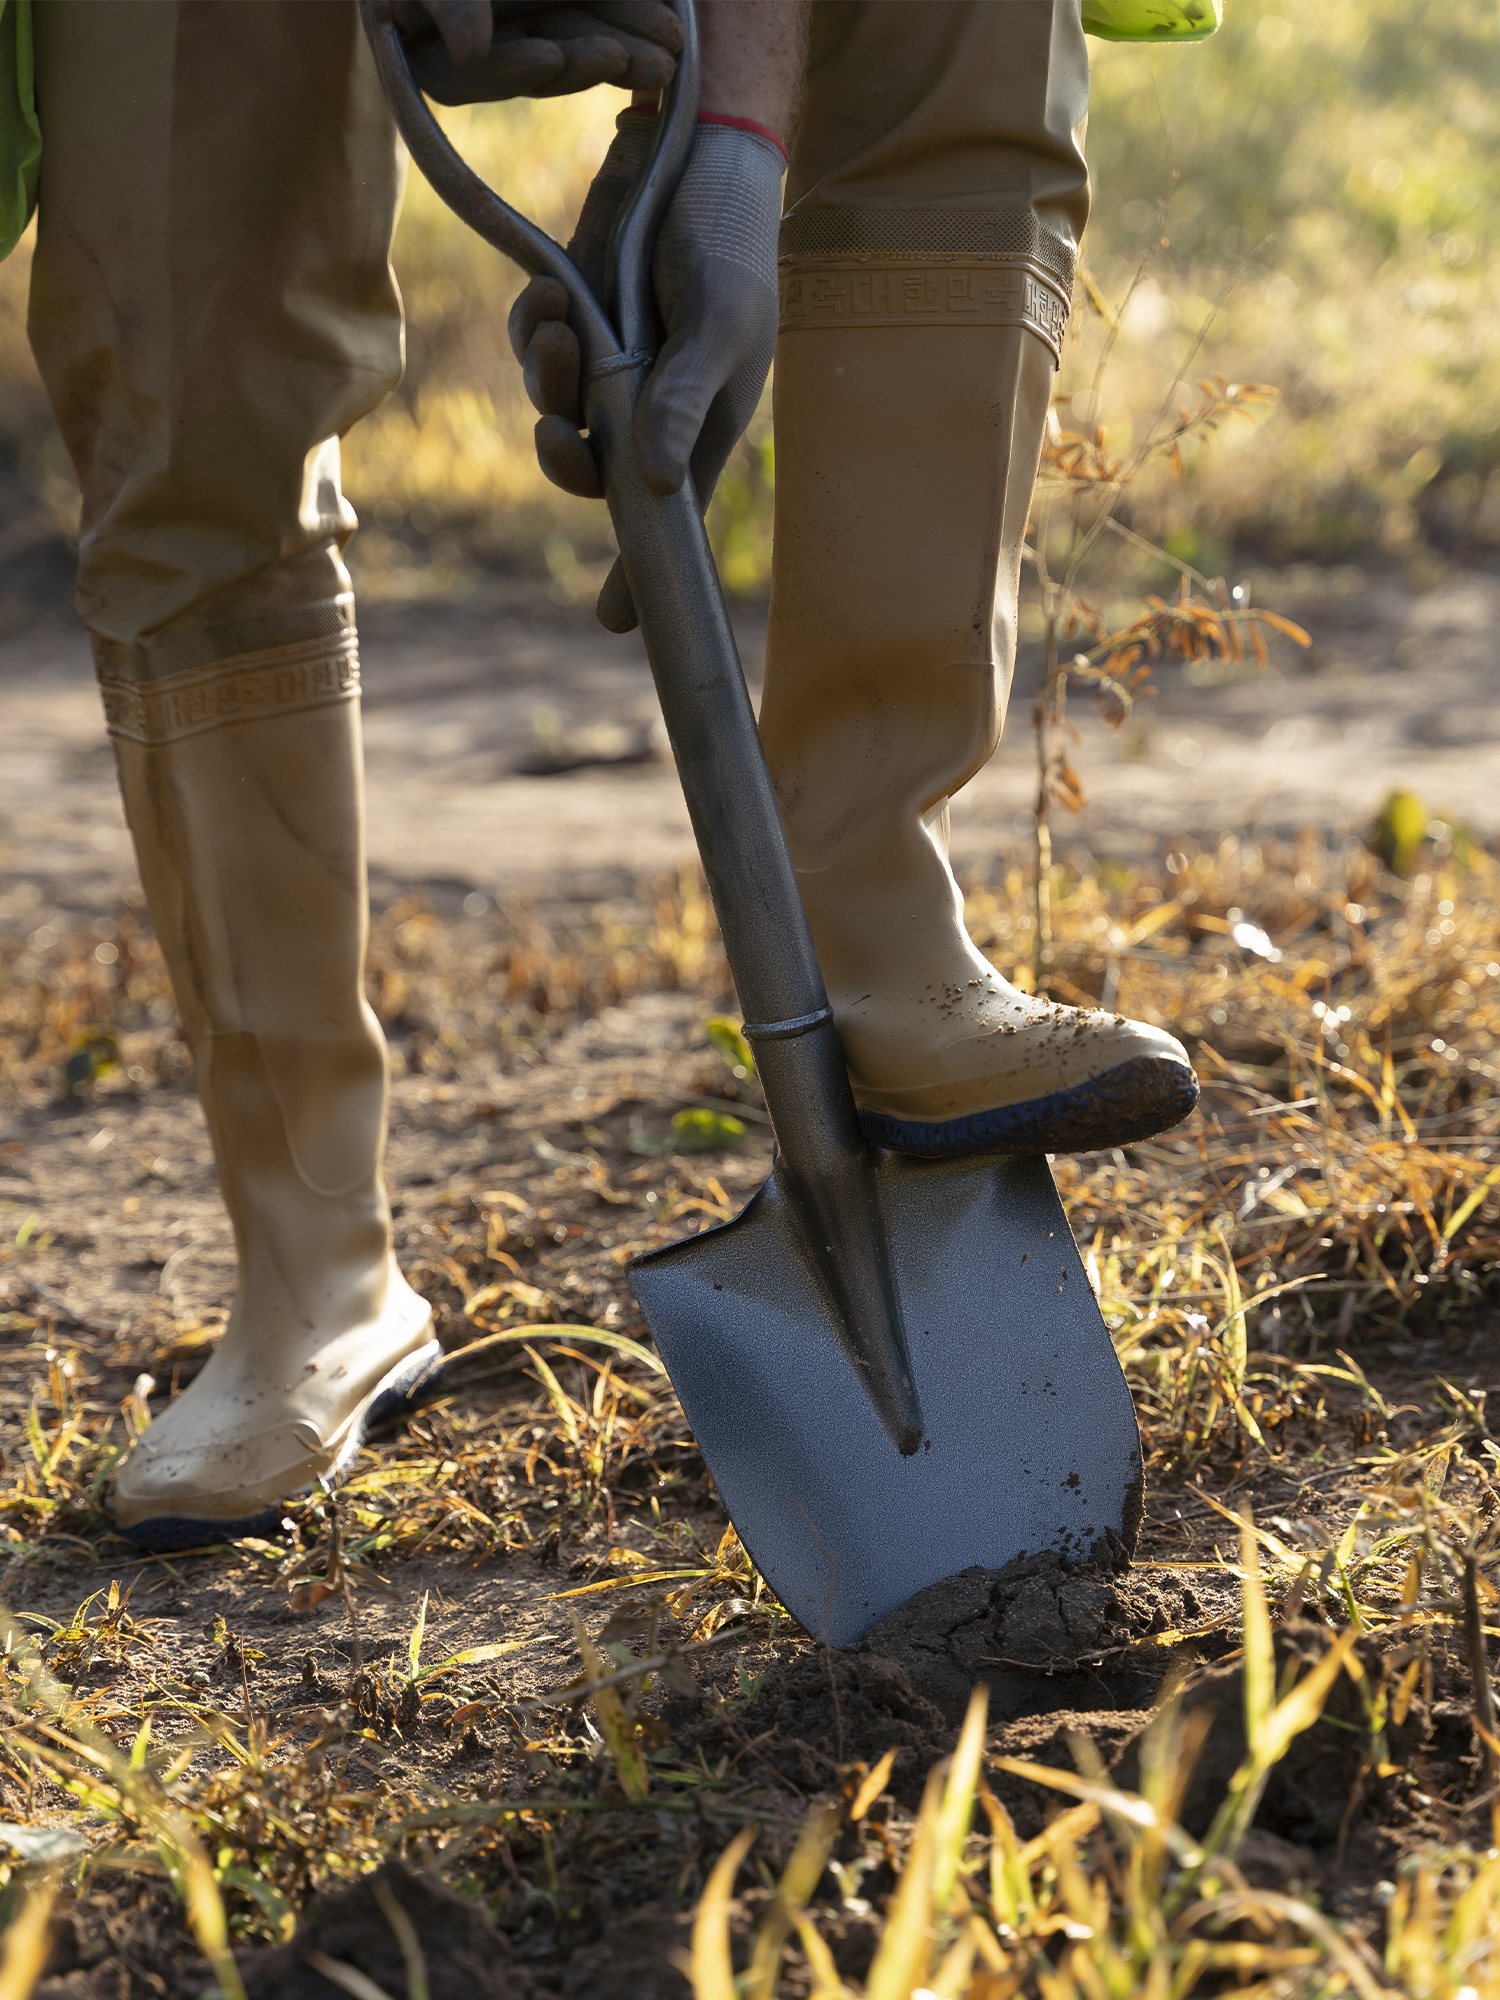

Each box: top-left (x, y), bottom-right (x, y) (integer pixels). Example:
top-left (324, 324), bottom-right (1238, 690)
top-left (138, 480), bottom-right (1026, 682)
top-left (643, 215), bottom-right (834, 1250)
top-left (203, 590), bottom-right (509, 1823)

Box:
top-left (2, 853), bottom-right (1499, 1997)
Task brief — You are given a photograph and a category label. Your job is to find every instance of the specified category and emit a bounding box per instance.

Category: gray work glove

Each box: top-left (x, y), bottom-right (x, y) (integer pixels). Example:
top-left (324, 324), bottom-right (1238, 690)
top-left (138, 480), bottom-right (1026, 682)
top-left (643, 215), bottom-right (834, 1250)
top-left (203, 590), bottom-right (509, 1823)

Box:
top-left (394, 1), bottom-right (683, 103)
top-left (508, 113), bottom-right (784, 631)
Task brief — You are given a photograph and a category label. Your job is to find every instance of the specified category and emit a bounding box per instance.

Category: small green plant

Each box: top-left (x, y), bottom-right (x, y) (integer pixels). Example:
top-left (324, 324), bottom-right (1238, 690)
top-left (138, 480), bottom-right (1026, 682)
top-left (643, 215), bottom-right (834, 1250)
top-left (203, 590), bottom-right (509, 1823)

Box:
top-left (60, 1029), bottom-right (119, 1102)
top-left (395, 1588), bottom-right (542, 1732)
top-left (1376, 787), bottom-right (1430, 878)
top-left (669, 1106), bottom-right (747, 1151)
top-left (703, 1015), bottom-right (756, 1077)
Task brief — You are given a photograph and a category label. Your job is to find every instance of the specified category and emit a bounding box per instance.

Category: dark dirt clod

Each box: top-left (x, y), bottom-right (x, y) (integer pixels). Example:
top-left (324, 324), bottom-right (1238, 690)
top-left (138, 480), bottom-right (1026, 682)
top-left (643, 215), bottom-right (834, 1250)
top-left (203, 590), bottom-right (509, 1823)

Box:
top-left (689, 1644), bottom-right (954, 1806)
top-left (850, 1547), bottom-right (1231, 1723)
top-left (237, 1860), bottom-right (522, 2000)
top-left (559, 1905), bottom-right (693, 1999)
top-left (986, 1707), bottom-right (1158, 1839)
top-left (686, 1551), bottom-right (1237, 1808)
top-left (1113, 1619), bottom-right (1432, 1844)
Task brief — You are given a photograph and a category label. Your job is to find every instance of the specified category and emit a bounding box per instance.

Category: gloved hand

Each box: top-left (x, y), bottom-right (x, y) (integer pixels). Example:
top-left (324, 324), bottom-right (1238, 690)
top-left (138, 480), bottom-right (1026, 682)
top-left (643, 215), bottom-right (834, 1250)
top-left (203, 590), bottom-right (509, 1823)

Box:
top-left (508, 112), bottom-right (784, 631)
top-left (393, 1), bottom-right (684, 103)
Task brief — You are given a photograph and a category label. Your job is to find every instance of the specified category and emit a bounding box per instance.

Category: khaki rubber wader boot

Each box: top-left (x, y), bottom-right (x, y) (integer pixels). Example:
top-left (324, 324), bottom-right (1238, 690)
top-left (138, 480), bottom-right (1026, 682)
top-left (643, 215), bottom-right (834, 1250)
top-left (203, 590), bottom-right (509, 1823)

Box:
top-left (759, 315), bottom-right (1199, 1157)
top-left (102, 630), bottom-right (437, 1547)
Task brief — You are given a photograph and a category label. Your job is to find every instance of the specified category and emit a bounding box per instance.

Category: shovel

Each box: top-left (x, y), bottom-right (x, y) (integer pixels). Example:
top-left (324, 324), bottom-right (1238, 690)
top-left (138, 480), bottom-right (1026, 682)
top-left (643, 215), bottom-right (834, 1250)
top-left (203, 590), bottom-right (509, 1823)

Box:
top-left (364, 0), bottom-right (1142, 1647)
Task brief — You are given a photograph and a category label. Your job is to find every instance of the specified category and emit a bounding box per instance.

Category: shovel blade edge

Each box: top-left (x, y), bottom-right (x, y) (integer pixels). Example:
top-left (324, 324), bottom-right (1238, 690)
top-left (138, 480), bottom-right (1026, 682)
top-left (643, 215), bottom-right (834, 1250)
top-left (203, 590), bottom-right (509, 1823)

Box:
top-left (630, 1151), bottom-right (1141, 1647)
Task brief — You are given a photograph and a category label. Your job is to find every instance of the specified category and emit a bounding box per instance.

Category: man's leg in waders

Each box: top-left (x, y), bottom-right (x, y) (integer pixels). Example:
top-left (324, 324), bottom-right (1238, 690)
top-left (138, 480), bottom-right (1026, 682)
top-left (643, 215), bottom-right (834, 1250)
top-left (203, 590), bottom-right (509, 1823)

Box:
top-left (28, 0), bottom-right (437, 1546)
top-left (760, 0), bottom-right (1199, 1159)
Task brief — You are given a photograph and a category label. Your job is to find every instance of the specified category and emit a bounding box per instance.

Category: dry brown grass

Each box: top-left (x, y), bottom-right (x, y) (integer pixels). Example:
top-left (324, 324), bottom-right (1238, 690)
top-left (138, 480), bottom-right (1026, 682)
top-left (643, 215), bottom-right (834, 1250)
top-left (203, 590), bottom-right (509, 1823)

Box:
top-left (2, 828), bottom-right (1499, 1995)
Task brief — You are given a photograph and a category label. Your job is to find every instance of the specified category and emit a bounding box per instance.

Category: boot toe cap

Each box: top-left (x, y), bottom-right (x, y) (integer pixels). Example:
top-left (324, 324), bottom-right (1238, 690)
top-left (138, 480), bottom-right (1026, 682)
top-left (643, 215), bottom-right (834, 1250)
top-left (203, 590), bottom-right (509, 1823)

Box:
top-left (109, 1335), bottom-right (442, 1541)
top-left (110, 1420), bottom-right (333, 1530)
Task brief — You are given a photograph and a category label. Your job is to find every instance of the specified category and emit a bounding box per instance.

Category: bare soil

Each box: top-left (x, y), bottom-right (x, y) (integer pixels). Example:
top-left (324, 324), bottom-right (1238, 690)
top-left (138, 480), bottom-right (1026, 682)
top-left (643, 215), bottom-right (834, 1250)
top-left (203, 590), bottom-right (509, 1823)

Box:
top-left (3, 565), bottom-right (1499, 1994)
top-left (4, 1005), bottom-right (1492, 1995)
top-left (6, 559), bottom-right (1500, 934)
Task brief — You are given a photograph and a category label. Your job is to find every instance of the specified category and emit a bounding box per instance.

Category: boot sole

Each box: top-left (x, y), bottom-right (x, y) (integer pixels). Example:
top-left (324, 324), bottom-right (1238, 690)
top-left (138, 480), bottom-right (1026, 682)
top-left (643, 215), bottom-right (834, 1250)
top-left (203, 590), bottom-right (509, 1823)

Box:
top-left (860, 1055), bottom-right (1200, 1160)
top-left (109, 1339), bottom-right (445, 1554)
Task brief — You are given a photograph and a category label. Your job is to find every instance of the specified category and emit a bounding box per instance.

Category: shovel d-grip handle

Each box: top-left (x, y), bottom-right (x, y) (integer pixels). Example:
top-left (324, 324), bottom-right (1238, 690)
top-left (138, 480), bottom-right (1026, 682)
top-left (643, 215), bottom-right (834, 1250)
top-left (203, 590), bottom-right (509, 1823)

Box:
top-left (361, 0), bottom-right (923, 1454)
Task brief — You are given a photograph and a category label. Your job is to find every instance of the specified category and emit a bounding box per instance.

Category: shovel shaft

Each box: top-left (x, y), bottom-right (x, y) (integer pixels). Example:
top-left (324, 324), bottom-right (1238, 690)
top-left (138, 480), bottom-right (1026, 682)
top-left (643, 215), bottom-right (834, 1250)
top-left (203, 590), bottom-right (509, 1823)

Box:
top-left (584, 370), bottom-right (825, 1026)
top-left (362, 0), bottom-right (923, 1454)
top-left (588, 367), bottom-right (922, 1453)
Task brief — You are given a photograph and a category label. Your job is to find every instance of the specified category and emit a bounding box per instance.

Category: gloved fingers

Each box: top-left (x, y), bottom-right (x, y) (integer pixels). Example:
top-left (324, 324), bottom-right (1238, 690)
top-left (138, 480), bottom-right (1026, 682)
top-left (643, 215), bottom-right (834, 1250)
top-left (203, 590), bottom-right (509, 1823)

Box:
top-left (534, 414), bottom-right (603, 500)
top-left (400, 23), bottom-right (621, 104)
top-left (393, 0), bottom-right (492, 63)
top-left (684, 390), bottom-right (745, 516)
top-left (631, 328), bottom-right (727, 497)
top-left (614, 33), bottom-right (678, 92)
top-left (520, 9), bottom-right (676, 91)
top-left (596, 557), bottom-right (639, 634)
top-left (406, 35), bottom-right (567, 105)
top-left (522, 318), bottom-right (583, 424)
top-left (508, 276), bottom-right (570, 368)
top-left (529, 34), bottom-right (633, 95)
top-left (533, 38), bottom-right (673, 96)
top-left (392, 0), bottom-right (680, 92)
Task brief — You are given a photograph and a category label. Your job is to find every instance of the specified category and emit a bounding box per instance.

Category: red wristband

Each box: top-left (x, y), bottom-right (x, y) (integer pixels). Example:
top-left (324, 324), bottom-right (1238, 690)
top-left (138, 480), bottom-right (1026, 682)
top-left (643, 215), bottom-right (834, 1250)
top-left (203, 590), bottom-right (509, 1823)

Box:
top-left (623, 100), bottom-right (788, 164)
top-left (697, 111), bottom-right (788, 162)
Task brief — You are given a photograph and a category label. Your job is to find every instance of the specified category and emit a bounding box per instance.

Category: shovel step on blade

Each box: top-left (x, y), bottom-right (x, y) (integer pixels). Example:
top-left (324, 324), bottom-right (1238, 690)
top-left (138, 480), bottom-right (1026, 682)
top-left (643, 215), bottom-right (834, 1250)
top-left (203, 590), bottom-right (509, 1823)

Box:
top-left (630, 1150), bottom-right (1142, 1648)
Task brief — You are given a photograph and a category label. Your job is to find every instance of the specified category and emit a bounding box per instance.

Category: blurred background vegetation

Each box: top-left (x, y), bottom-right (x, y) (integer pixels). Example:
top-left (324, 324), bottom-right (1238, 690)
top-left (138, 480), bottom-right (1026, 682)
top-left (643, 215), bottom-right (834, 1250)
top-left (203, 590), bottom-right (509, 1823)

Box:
top-left (0, 0), bottom-right (1494, 617)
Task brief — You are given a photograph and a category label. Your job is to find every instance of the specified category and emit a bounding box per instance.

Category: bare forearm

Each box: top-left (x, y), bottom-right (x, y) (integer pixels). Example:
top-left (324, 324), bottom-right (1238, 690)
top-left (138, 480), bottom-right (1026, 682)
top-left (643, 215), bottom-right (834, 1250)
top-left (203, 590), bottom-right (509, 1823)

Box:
top-left (694, 0), bottom-right (810, 144)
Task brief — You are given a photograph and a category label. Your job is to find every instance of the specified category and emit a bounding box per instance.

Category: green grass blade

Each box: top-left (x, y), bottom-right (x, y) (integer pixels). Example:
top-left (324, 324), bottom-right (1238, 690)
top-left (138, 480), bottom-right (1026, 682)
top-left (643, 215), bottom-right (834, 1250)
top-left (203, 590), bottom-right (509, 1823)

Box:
top-left (932, 1683), bottom-right (988, 1910)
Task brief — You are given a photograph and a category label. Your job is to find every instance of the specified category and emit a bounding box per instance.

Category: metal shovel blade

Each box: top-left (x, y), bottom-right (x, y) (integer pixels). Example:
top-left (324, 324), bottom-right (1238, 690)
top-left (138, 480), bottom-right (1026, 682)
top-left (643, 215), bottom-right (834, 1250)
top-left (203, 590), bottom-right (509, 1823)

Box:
top-left (366, 2), bottom-right (1145, 1652)
top-left (631, 1149), bottom-right (1142, 1648)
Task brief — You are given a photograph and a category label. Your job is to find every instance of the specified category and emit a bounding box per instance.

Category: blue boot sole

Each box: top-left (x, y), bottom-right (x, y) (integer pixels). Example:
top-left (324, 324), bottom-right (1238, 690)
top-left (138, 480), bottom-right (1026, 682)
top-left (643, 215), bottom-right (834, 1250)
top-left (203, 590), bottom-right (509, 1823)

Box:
top-left (110, 1339), bottom-right (445, 1554)
top-left (860, 1055), bottom-right (1200, 1160)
